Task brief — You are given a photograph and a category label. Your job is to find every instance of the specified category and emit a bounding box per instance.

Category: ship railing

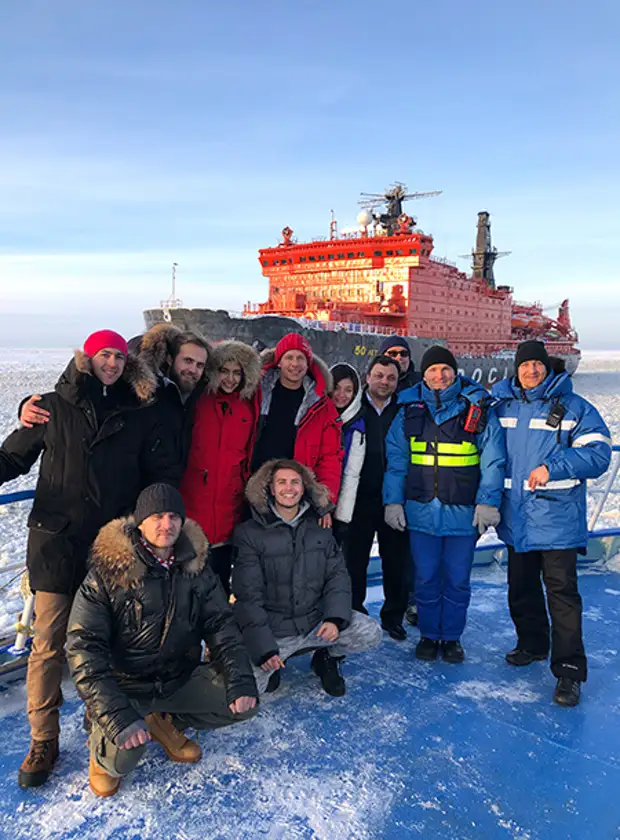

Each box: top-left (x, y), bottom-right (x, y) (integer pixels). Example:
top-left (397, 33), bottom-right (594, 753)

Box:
top-left (2, 446), bottom-right (620, 665)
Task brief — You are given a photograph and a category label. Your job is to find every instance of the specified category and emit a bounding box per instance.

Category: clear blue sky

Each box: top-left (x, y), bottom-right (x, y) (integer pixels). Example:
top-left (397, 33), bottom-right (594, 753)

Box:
top-left (1, 0), bottom-right (618, 347)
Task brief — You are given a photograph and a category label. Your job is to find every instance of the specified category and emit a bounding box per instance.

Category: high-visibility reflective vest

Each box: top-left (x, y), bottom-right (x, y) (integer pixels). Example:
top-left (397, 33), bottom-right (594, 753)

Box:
top-left (403, 402), bottom-right (481, 506)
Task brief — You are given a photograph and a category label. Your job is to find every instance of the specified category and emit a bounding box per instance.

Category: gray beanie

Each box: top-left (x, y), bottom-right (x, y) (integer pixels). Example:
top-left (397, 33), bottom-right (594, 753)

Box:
top-left (134, 483), bottom-right (186, 526)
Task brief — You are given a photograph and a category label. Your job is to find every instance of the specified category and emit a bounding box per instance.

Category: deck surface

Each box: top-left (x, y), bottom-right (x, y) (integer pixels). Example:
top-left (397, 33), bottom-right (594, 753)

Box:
top-left (0, 568), bottom-right (619, 840)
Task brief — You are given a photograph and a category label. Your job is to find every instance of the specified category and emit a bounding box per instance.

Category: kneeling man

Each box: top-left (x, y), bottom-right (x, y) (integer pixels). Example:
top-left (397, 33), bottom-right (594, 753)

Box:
top-left (232, 459), bottom-right (382, 697)
top-left (67, 483), bottom-right (258, 797)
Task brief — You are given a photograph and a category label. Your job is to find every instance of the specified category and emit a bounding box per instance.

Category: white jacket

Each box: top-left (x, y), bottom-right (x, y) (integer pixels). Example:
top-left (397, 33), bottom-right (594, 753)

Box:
top-left (334, 389), bottom-right (366, 524)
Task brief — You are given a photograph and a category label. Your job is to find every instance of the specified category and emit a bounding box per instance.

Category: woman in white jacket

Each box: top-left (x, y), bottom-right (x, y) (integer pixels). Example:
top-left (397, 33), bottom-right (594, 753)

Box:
top-left (330, 364), bottom-right (366, 543)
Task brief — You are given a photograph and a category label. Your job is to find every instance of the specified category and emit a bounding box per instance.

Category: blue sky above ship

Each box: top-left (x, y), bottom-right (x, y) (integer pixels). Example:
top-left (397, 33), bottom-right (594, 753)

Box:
top-left (0, 0), bottom-right (618, 347)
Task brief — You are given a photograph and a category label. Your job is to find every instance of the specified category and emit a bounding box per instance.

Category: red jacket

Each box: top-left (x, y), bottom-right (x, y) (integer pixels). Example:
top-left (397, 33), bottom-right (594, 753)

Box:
top-left (180, 341), bottom-right (261, 545)
top-left (260, 350), bottom-right (343, 503)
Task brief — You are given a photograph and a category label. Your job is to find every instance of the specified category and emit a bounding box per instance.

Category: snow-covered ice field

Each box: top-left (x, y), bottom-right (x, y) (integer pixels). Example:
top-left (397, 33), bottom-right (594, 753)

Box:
top-left (1, 347), bottom-right (620, 839)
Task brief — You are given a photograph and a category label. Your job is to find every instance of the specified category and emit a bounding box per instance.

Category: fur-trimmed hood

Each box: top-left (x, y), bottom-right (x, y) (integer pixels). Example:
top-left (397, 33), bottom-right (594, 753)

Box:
top-left (246, 459), bottom-right (331, 517)
top-left (329, 362), bottom-right (363, 426)
top-left (259, 348), bottom-right (333, 426)
top-left (137, 323), bottom-right (212, 383)
top-left (90, 516), bottom-right (208, 590)
top-left (207, 340), bottom-right (261, 400)
top-left (60, 349), bottom-right (158, 404)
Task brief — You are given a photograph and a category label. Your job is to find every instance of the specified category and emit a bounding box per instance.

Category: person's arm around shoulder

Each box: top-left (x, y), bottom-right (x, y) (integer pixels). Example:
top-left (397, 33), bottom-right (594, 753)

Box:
top-left (66, 572), bottom-right (147, 748)
top-left (0, 396), bottom-right (51, 485)
top-left (543, 397), bottom-right (612, 483)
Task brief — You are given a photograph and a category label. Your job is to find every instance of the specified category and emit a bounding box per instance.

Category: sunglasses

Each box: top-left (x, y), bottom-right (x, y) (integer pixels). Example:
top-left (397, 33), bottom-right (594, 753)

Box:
top-left (386, 349), bottom-right (410, 358)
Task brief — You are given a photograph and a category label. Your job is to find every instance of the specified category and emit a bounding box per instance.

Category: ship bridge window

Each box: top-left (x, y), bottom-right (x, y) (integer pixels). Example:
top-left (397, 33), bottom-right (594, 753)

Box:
top-left (373, 250), bottom-right (383, 257)
top-left (347, 252), bottom-right (355, 258)
top-left (357, 251), bottom-right (365, 257)
top-left (318, 255), bottom-right (325, 261)
top-left (309, 256), bottom-right (316, 261)
top-left (396, 249), bottom-right (404, 255)
top-left (262, 260), bottom-right (269, 266)
top-left (328, 254), bottom-right (335, 260)
top-left (299, 256), bottom-right (306, 262)
top-left (386, 250), bottom-right (393, 256)
top-left (409, 248), bottom-right (418, 255)
top-left (338, 253), bottom-right (345, 259)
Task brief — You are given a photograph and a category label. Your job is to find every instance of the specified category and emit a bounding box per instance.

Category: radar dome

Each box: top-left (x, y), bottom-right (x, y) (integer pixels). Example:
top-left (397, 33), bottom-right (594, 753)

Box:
top-left (357, 210), bottom-right (373, 227)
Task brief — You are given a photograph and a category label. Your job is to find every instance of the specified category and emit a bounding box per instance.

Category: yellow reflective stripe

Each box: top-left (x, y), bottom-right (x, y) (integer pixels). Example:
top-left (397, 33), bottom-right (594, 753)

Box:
top-left (410, 454), bottom-right (480, 467)
top-left (409, 440), bottom-right (427, 452)
top-left (436, 441), bottom-right (478, 455)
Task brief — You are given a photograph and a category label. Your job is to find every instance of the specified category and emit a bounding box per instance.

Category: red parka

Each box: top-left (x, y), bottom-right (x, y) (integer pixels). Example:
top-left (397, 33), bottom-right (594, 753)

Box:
top-left (180, 342), bottom-right (261, 545)
top-left (259, 349), bottom-right (343, 503)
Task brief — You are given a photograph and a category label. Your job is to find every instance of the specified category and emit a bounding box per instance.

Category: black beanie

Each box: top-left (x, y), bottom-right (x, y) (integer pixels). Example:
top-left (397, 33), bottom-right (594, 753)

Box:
top-left (421, 345), bottom-right (458, 376)
top-left (134, 483), bottom-right (186, 526)
top-left (379, 335), bottom-right (411, 356)
top-left (515, 340), bottom-right (550, 374)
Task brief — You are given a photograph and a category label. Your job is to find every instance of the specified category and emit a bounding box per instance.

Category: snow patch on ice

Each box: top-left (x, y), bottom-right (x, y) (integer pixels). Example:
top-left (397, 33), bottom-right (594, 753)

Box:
top-left (605, 588), bottom-right (620, 595)
top-left (452, 679), bottom-right (541, 704)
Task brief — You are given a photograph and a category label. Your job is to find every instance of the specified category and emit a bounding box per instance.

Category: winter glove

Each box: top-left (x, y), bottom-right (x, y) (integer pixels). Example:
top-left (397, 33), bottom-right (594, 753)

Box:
top-left (385, 503), bottom-right (407, 532)
top-left (472, 504), bottom-right (501, 535)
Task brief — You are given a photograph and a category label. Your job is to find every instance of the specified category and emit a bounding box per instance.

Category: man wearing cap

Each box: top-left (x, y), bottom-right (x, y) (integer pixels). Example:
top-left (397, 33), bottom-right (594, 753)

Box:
top-left (0, 331), bottom-right (179, 787)
top-left (66, 483), bottom-right (257, 797)
top-left (492, 340), bottom-right (611, 706)
top-left (384, 345), bottom-right (505, 662)
top-left (252, 332), bottom-right (343, 509)
top-left (378, 336), bottom-right (421, 393)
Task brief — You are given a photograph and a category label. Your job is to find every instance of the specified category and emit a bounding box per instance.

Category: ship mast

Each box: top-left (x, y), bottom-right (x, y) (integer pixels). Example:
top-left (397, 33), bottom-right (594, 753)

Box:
top-left (358, 182), bottom-right (442, 235)
top-left (467, 212), bottom-right (511, 289)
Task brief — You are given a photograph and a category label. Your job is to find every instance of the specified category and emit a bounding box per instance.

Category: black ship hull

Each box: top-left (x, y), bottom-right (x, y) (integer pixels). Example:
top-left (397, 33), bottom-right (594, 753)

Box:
top-left (143, 308), bottom-right (580, 386)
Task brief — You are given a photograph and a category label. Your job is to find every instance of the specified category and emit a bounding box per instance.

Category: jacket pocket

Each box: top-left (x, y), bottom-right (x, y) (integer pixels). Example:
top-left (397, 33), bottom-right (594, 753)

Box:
top-left (27, 508), bottom-right (70, 534)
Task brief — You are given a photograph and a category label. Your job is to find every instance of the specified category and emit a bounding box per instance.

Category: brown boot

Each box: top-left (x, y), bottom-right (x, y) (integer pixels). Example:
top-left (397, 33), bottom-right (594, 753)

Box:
top-left (89, 755), bottom-right (120, 798)
top-left (145, 713), bottom-right (202, 763)
top-left (18, 737), bottom-right (59, 788)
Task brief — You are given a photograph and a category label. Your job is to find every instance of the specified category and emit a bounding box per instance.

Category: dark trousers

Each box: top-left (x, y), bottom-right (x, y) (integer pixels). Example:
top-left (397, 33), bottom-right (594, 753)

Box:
top-left (346, 495), bottom-right (408, 627)
top-left (209, 544), bottom-right (234, 597)
top-left (507, 546), bottom-right (587, 682)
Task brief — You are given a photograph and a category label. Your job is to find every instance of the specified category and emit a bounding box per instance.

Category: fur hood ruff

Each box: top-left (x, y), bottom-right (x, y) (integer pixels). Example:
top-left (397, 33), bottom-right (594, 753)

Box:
top-left (138, 323), bottom-right (212, 383)
top-left (74, 349), bottom-right (157, 404)
top-left (246, 459), bottom-right (331, 516)
top-left (90, 517), bottom-right (208, 590)
top-left (207, 340), bottom-right (261, 400)
top-left (260, 348), bottom-right (333, 395)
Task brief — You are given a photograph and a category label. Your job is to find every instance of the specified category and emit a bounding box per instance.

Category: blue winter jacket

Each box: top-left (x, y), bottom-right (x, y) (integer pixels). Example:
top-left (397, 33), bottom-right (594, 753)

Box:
top-left (383, 377), bottom-right (506, 536)
top-left (491, 372), bottom-right (612, 552)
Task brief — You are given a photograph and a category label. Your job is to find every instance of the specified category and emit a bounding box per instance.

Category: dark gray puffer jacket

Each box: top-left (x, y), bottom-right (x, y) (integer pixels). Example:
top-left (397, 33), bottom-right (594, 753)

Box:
top-left (232, 460), bottom-right (352, 665)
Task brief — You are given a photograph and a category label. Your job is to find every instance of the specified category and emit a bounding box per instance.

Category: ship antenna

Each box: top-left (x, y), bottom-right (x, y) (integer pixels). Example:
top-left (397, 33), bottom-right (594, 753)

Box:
top-left (330, 209), bottom-right (338, 240)
top-left (160, 261), bottom-right (183, 311)
top-left (171, 261), bottom-right (178, 300)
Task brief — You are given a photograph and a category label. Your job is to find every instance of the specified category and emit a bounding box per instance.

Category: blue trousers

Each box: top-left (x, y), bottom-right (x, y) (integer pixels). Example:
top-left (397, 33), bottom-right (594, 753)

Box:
top-left (409, 531), bottom-right (478, 641)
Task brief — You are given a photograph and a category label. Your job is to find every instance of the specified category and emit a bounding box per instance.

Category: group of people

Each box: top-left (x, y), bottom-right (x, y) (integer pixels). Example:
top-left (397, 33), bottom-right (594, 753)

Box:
top-left (0, 324), bottom-right (611, 797)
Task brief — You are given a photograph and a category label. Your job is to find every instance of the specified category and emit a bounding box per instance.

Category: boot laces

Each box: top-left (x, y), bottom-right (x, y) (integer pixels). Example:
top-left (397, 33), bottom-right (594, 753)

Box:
top-left (28, 739), bottom-right (53, 764)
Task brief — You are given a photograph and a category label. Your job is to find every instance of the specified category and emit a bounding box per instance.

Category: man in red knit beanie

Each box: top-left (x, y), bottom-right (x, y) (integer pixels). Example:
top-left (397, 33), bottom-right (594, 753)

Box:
top-left (0, 329), bottom-right (179, 789)
top-left (251, 332), bottom-right (343, 518)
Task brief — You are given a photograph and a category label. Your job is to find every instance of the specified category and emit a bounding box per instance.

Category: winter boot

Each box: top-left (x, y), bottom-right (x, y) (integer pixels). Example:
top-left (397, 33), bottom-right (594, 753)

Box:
top-left (266, 670), bottom-right (281, 694)
top-left (18, 737), bottom-right (59, 788)
top-left (89, 754), bottom-right (120, 798)
top-left (381, 623), bottom-right (407, 641)
top-left (441, 641), bottom-right (465, 663)
top-left (311, 649), bottom-right (346, 697)
top-left (553, 677), bottom-right (581, 707)
top-left (415, 637), bottom-right (440, 661)
top-left (404, 605), bottom-right (418, 627)
top-left (145, 713), bottom-right (202, 763)
top-left (505, 648), bottom-right (548, 667)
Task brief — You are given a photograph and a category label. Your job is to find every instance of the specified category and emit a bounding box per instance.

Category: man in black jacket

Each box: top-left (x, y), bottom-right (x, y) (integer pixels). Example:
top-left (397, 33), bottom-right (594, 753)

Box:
top-left (345, 355), bottom-right (410, 640)
top-left (0, 330), bottom-right (180, 788)
top-left (66, 483), bottom-right (257, 797)
top-left (233, 459), bottom-right (381, 698)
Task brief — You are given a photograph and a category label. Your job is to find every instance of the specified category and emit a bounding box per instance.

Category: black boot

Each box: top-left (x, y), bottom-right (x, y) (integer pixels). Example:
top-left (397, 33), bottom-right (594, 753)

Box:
top-left (404, 605), bottom-right (418, 627)
top-left (505, 648), bottom-right (548, 667)
top-left (381, 623), bottom-right (407, 641)
top-left (265, 670), bottom-right (281, 694)
top-left (441, 641), bottom-right (465, 663)
top-left (415, 637), bottom-right (439, 661)
top-left (311, 649), bottom-right (346, 697)
top-left (553, 677), bottom-right (581, 707)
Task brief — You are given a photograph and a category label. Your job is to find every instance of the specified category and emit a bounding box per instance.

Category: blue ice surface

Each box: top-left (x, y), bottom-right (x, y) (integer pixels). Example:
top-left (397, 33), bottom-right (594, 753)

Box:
top-left (1, 570), bottom-right (619, 840)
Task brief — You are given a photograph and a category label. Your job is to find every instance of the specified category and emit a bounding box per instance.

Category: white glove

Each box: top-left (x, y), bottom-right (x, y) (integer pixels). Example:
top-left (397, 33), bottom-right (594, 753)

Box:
top-left (472, 504), bottom-right (501, 535)
top-left (385, 503), bottom-right (407, 532)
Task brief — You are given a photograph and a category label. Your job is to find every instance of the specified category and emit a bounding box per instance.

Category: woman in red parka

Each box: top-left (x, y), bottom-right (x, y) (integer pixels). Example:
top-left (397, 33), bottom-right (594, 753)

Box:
top-left (180, 340), bottom-right (261, 594)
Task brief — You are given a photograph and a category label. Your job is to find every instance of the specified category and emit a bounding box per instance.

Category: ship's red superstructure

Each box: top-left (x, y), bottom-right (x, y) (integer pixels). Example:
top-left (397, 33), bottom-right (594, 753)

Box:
top-left (244, 195), bottom-right (579, 360)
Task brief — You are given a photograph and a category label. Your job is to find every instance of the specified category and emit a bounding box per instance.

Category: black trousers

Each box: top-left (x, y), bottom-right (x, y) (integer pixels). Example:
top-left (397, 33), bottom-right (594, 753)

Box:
top-left (346, 495), bottom-right (408, 627)
top-left (507, 545), bottom-right (587, 682)
top-left (209, 544), bottom-right (234, 597)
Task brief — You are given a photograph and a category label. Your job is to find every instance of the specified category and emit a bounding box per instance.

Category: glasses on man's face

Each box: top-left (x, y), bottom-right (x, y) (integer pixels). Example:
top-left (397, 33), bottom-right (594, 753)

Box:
top-left (386, 350), bottom-right (410, 358)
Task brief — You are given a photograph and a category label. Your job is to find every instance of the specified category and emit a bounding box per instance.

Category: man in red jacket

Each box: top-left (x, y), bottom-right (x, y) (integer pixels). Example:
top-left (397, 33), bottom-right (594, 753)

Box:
top-left (251, 333), bottom-right (343, 523)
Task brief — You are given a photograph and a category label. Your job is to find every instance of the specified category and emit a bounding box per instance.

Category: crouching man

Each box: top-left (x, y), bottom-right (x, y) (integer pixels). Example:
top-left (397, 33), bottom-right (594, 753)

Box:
top-left (66, 483), bottom-right (258, 798)
top-left (232, 459), bottom-right (382, 697)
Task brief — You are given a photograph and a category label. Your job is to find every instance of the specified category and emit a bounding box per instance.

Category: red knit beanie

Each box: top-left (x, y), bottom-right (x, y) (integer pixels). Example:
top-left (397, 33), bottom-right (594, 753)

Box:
top-left (274, 333), bottom-right (313, 366)
top-left (84, 330), bottom-right (128, 358)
